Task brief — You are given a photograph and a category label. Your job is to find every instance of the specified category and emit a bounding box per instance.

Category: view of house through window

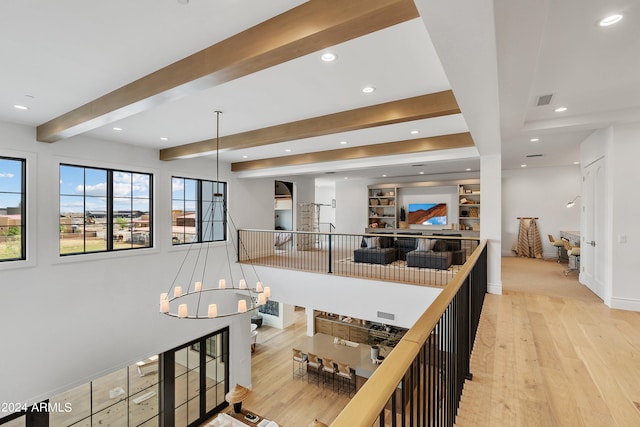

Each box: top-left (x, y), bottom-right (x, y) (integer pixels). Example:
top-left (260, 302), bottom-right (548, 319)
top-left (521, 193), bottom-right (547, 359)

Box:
top-left (171, 177), bottom-right (227, 244)
top-left (59, 165), bottom-right (152, 255)
top-left (0, 157), bottom-right (25, 262)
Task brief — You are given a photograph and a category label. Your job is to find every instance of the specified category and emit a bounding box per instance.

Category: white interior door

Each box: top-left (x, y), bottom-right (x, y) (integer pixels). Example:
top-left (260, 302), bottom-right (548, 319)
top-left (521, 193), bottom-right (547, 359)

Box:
top-left (582, 157), bottom-right (607, 300)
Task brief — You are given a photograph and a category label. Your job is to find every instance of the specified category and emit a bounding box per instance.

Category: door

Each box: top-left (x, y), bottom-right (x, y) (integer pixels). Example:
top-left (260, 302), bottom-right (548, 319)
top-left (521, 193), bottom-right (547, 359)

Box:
top-left (582, 157), bottom-right (607, 300)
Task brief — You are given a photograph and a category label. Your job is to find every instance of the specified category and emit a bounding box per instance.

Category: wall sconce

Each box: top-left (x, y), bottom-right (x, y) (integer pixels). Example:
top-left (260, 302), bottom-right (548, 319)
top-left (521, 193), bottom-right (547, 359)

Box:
top-left (566, 195), bottom-right (580, 208)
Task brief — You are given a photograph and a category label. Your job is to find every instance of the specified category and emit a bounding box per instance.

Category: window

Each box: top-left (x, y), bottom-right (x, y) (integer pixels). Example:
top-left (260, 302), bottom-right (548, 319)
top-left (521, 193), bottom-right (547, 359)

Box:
top-left (171, 177), bottom-right (227, 244)
top-left (59, 164), bottom-right (153, 255)
top-left (0, 157), bottom-right (25, 262)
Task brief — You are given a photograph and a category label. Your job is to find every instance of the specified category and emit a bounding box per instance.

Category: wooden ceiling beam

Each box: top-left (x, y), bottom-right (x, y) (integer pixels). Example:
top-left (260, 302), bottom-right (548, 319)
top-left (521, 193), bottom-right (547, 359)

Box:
top-left (36, 0), bottom-right (419, 143)
top-left (231, 132), bottom-right (474, 172)
top-left (160, 91), bottom-right (460, 160)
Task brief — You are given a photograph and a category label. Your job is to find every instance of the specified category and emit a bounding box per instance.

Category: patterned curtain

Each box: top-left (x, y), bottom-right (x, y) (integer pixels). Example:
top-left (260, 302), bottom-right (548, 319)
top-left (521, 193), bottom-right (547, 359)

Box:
top-left (516, 218), bottom-right (543, 258)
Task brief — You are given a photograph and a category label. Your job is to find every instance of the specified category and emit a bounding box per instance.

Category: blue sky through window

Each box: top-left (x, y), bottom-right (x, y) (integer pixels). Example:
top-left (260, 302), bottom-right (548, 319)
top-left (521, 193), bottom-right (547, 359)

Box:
top-left (0, 158), bottom-right (23, 209)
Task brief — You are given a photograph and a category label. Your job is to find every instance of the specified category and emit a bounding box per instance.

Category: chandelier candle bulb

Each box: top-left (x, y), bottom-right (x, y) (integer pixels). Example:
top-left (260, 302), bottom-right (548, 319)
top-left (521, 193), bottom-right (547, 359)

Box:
top-left (256, 282), bottom-right (263, 292)
top-left (160, 299), bottom-right (170, 313)
top-left (178, 304), bottom-right (188, 318)
top-left (238, 300), bottom-right (247, 313)
top-left (239, 279), bottom-right (247, 289)
top-left (174, 286), bottom-right (182, 298)
top-left (264, 286), bottom-right (271, 298)
top-left (208, 304), bottom-right (218, 318)
top-left (258, 293), bottom-right (266, 305)
top-left (160, 293), bottom-right (168, 303)
top-left (219, 279), bottom-right (226, 289)
top-left (194, 281), bottom-right (202, 292)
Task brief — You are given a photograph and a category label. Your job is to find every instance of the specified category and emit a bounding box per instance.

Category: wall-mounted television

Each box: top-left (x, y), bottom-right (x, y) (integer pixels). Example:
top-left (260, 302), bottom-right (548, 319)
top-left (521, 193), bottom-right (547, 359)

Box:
top-left (408, 203), bottom-right (447, 225)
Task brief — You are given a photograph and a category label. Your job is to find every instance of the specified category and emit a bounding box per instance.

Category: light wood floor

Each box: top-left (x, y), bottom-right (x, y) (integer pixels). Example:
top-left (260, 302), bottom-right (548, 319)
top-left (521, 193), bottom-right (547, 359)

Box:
top-left (456, 257), bottom-right (640, 427)
top-left (203, 257), bottom-right (640, 427)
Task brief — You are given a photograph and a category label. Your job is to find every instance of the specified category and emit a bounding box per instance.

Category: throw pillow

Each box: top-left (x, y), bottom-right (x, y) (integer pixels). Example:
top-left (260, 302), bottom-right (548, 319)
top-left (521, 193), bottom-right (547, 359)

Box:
top-left (364, 236), bottom-right (380, 249)
top-left (417, 238), bottom-right (436, 251)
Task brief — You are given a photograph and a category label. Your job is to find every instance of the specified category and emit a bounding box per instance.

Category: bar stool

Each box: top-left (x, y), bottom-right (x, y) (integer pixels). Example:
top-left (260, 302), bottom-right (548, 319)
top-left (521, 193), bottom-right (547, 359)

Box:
top-left (336, 362), bottom-right (356, 397)
top-left (307, 353), bottom-right (322, 386)
top-left (563, 240), bottom-right (581, 275)
top-left (320, 356), bottom-right (337, 391)
top-left (292, 348), bottom-right (307, 380)
top-left (547, 235), bottom-right (564, 262)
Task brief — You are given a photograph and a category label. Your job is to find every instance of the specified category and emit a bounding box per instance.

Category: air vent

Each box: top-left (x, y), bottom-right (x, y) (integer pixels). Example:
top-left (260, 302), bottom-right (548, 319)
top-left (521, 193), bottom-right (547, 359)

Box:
top-left (324, 171), bottom-right (336, 174)
top-left (536, 94), bottom-right (553, 106)
top-left (412, 164), bottom-right (425, 167)
top-left (377, 311), bottom-right (395, 321)
top-left (526, 154), bottom-right (543, 158)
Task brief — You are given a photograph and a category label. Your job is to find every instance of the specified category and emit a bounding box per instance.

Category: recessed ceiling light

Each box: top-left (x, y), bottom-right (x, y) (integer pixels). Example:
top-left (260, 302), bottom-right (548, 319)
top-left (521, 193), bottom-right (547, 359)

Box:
top-left (573, 161), bottom-right (580, 165)
top-left (521, 164), bottom-right (527, 168)
top-left (382, 174), bottom-right (387, 177)
top-left (339, 141), bottom-right (347, 145)
top-left (465, 168), bottom-right (471, 171)
top-left (242, 155), bottom-right (248, 159)
top-left (411, 130), bottom-right (419, 135)
top-left (530, 138), bottom-right (539, 142)
top-left (321, 52), bottom-right (337, 62)
top-left (160, 137), bottom-right (168, 141)
top-left (285, 149), bottom-right (291, 153)
top-left (362, 86), bottom-right (375, 93)
top-left (419, 171), bottom-right (425, 175)
top-left (599, 14), bottom-right (623, 26)
top-left (344, 177), bottom-right (348, 180)
top-left (113, 127), bottom-right (123, 131)
top-left (554, 107), bottom-right (567, 112)
top-left (13, 104), bottom-right (28, 110)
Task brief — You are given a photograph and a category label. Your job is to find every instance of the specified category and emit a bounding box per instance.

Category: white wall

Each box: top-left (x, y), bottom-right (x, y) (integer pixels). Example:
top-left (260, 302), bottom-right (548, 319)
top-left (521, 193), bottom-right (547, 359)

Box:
top-left (501, 165), bottom-right (581, 257)
top-left (253, 266), bottom-right (442, 329)
top-left (609, 123), bottom-right (640, 310)
top-left (315, 181), bottom-right (336, 230)
top-left (0, 120), bottom-right (255, 405)
top-left (335, 179), bottom-right (368, 233)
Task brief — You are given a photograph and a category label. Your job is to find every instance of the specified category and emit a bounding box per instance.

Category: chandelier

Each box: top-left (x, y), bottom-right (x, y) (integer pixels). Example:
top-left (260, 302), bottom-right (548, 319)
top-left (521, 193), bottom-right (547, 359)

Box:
top-left (160, 111), bottom-right (270, 318)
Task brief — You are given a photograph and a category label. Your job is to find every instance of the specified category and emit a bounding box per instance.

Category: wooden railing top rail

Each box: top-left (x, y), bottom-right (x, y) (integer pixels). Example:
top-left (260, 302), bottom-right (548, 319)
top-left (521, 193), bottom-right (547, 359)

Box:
top-left (330, 239), bottom-right (488, 427)
top-left (239, 228), bottom-right (480, 241)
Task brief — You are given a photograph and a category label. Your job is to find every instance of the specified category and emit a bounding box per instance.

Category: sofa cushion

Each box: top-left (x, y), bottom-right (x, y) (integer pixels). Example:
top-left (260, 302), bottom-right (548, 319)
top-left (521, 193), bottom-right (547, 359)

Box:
top-left (379, 236), bottom-right (394, 248)
top-left (433, 239), bottom-right (448, 252)
top-left (432, 233), bottom-right (462, 251)
top-left (395, 237), bottom-right (417, 250)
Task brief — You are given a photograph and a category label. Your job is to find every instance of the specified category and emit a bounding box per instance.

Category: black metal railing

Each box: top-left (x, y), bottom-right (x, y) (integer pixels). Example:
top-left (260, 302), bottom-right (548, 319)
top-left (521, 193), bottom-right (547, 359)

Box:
top-left (238, 229), bottom-right (479, 287)
top-left (331, 241), bottom-right (488, 426)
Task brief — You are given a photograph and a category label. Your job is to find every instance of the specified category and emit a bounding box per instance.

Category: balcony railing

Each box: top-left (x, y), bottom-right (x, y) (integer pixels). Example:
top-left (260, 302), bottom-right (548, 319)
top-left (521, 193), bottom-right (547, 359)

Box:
top-left (238, 229), bottom-right (479, 288)
top-left (331, 240), bottom-right (487, 426)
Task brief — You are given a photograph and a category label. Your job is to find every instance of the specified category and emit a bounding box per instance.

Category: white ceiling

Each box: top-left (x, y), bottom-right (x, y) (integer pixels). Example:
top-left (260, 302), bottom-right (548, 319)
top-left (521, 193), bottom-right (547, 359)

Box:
top-left (1, 0), bottom-right (638, 181)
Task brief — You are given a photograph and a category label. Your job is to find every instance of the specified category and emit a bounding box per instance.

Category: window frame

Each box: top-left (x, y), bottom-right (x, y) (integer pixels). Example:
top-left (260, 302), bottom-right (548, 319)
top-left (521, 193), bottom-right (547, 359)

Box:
top-left (0, 156), bottom-right (26, 262)
top-left (59, 163), bottom-right (154, 256)
top-left (171, 176), bottom-right (227, 245)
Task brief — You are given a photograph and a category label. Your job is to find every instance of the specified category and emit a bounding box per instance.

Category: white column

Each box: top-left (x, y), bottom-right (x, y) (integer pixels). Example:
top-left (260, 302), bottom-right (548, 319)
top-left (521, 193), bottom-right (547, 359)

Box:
top-left (481, 154), bottom-right (502, 294)
top-left (305, 307), bottom-right (315, 337)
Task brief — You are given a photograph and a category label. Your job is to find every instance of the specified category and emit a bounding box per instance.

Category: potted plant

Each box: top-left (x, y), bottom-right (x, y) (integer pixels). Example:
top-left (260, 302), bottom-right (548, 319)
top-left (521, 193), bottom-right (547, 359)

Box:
top-left (399, 207), bottom-right (408, 229)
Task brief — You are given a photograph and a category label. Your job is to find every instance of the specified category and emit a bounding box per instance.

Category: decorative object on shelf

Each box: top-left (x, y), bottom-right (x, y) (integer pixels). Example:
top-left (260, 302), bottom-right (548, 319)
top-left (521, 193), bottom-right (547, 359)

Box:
top-left (566, 195), bottom-right (580, 208)
top-left (399, 206), bottom-right (408, 228)
top-left (160, 112), bottom-right (270, 319)
top-left (225, 384), bottom-right (250, 414)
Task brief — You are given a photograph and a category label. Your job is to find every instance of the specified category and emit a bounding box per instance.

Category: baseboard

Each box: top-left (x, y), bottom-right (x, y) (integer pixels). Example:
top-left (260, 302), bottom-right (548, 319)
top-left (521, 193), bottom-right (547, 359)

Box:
top-left (609, 296), bottom-right (640, 312)
top-left (487, 281), bottom-right (502, 295)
